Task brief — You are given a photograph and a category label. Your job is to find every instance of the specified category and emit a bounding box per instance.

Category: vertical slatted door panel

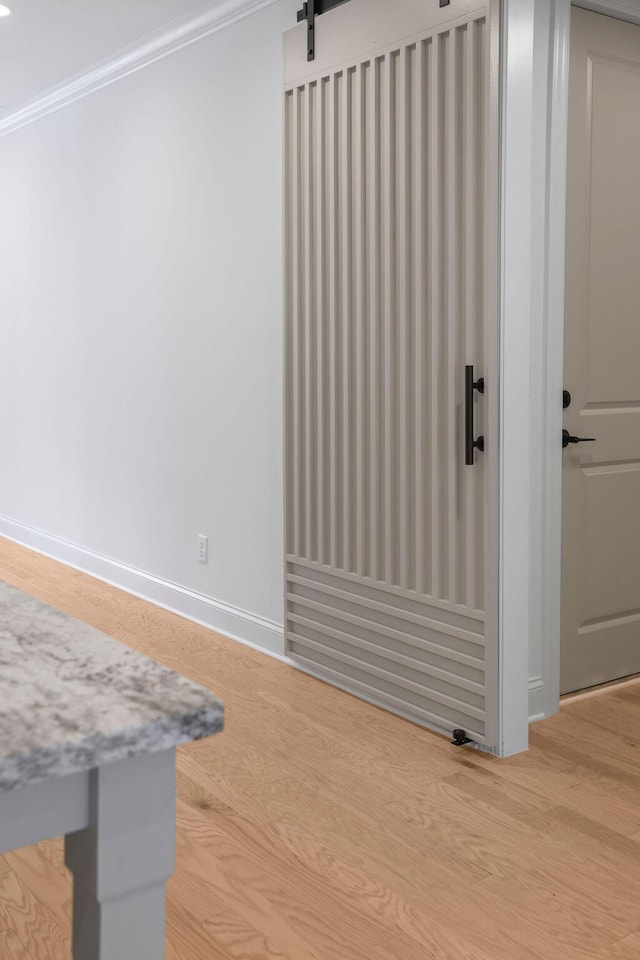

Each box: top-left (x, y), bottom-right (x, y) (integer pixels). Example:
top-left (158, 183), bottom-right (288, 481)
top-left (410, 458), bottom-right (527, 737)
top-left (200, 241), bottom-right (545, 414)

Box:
top-left (284, 0), bottom-right (498, 745)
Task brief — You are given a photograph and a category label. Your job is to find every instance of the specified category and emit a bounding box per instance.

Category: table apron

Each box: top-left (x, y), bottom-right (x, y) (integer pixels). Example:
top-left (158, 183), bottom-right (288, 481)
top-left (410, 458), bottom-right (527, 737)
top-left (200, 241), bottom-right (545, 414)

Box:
top-left (0, 769), bottom-right (91, 854)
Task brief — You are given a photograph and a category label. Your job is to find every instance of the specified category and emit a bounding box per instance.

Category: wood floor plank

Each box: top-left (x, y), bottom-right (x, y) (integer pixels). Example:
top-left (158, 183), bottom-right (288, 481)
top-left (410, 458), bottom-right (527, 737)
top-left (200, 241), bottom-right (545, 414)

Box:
top-left (470, 875), bottom-right (609, 960)
top-left (1, 844), bottom-right (71, 932)
top-left (387, 780), bottom-right (640, 946)
top-left (166, 899), bottom-right (229, 960)
top-left (175, 803), bottom-right (399, 960)
top-left (258, 772), bottom-right (492, 888)
top-left (167, 828), bottom-right (229, 923)
top-left (210, 700), bottom-right (405, 809)
top-left (562, 688), bottom-right (640, 739)
top-left (530, 714), bottom-right (640, 784)
top-left (175, 799), bottom-right (394, 951)
top-left (177, 744), bottom-right (292, 827)
top-left (204, 910), bottom-right (296, 959)
top-left (0, 870), bottom-right (70, 960)
top-left (270, 817), bottom-right (509, 960)
top-left (1, 537), bottom-right (639, 960)
top-left (592, 930), bottom-right (640, 960)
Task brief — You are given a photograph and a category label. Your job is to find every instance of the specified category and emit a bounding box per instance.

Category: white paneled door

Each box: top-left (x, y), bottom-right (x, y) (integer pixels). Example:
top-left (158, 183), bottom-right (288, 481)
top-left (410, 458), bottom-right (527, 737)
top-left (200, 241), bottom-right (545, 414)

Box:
top-left (284, 0), bottom-right (500, 746)
top-left (562, 7), bottom-right (640, 693)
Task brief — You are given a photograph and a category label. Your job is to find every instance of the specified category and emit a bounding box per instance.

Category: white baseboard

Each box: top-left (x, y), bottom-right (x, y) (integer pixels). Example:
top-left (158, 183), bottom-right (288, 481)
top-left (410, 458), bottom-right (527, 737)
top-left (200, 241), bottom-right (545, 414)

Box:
top-left (0, 515), bottom-right (286, 661)
top-left (528, 676), bottom-right (547, 722)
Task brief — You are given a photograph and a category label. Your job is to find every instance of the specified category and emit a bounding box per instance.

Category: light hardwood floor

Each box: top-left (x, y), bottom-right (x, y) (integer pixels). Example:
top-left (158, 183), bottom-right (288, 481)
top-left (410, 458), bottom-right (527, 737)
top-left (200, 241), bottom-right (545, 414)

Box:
top-left (1, 538), bottom-right (640, 959)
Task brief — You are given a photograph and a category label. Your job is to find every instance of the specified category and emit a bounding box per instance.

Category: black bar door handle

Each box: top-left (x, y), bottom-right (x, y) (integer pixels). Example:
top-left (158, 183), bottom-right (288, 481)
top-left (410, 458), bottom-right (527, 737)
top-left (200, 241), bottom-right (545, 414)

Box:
top-left (562, 429), bottom-right (596, 449)
top-left (465, 365), bottom-right (485, 466)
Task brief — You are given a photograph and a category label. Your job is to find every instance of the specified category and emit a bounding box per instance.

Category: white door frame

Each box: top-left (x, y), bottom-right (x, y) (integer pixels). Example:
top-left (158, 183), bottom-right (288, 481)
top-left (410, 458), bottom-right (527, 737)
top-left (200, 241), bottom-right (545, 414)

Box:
top-left (499, 0), bottom-right (539, 752)
top-left (506, 0), bottom-right (640, 726)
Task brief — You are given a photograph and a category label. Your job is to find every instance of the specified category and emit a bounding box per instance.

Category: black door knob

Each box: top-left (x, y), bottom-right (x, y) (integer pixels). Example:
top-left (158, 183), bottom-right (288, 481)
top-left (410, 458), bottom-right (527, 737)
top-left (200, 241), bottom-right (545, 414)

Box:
top-left (562, 429), bottom-right (596, 449)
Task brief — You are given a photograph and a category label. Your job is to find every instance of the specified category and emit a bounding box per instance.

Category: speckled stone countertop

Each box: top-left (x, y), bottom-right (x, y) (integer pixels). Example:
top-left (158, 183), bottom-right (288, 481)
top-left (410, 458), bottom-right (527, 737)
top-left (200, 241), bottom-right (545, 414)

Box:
top-left (0, 581), bottom-right (224, 792)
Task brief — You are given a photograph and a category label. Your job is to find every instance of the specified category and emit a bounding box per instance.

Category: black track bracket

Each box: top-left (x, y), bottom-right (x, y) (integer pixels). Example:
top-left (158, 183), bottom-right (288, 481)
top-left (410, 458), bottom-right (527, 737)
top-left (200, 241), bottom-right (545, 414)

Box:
top-left (297, 0), bottom-right (316, 62)
top-left (296, 0), bottom-right (351, 62)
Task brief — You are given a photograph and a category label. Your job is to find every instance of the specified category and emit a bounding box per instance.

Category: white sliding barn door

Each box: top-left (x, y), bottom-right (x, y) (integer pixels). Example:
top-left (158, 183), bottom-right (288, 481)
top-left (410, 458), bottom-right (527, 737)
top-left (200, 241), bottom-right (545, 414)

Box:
top-left (284, 0), bottom-right (500, 746)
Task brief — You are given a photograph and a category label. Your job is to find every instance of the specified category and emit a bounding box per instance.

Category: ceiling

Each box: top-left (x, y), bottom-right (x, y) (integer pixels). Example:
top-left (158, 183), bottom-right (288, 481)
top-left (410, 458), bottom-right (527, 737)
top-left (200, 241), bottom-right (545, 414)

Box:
top-left (0, 0), bottom-right (231, 116)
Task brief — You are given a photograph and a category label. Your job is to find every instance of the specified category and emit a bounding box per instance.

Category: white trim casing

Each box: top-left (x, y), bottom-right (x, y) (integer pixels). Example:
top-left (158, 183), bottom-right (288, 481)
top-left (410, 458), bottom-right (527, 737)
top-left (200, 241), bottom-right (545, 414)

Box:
top-left (0, 515), bottom-right (287, 660)
top-left (538, 0), bottom-right (571, 718)
top-left (499, 0), bottom-right (537, 755)
top-left (527, 0), bottom-right (570, 722)
top-left (0, 0), bottom-right (282, 137)
top-left (528, 676), bottom-right (547, 722)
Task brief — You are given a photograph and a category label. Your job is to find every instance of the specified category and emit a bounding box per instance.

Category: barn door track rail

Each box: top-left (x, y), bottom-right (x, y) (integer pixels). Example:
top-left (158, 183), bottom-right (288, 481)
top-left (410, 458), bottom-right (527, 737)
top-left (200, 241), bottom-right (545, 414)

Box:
top-left (296, 0), bottom-right (452, 64)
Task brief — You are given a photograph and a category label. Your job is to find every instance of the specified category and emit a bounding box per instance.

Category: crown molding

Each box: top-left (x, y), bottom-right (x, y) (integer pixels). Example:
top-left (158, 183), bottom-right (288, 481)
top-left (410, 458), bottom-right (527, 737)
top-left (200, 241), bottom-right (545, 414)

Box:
top-left (0, 0), bottom-right (281, 137)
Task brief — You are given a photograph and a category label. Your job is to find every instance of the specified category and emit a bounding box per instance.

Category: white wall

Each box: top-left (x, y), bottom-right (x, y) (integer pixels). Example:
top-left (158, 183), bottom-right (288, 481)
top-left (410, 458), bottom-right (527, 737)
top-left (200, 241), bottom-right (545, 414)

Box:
top-left (0, 0), bottom-right (299, 654)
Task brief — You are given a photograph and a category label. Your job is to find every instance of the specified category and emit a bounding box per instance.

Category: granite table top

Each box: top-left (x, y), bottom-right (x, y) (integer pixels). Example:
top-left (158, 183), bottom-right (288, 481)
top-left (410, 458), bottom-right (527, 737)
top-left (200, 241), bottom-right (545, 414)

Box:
top-left (0, 581), bottom-right (224, 792)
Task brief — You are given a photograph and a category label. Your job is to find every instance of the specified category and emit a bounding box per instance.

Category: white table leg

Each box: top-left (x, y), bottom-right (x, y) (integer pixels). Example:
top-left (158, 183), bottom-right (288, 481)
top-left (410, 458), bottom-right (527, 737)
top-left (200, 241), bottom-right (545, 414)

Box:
top-left (64, 748), bottom-right (176, 960)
